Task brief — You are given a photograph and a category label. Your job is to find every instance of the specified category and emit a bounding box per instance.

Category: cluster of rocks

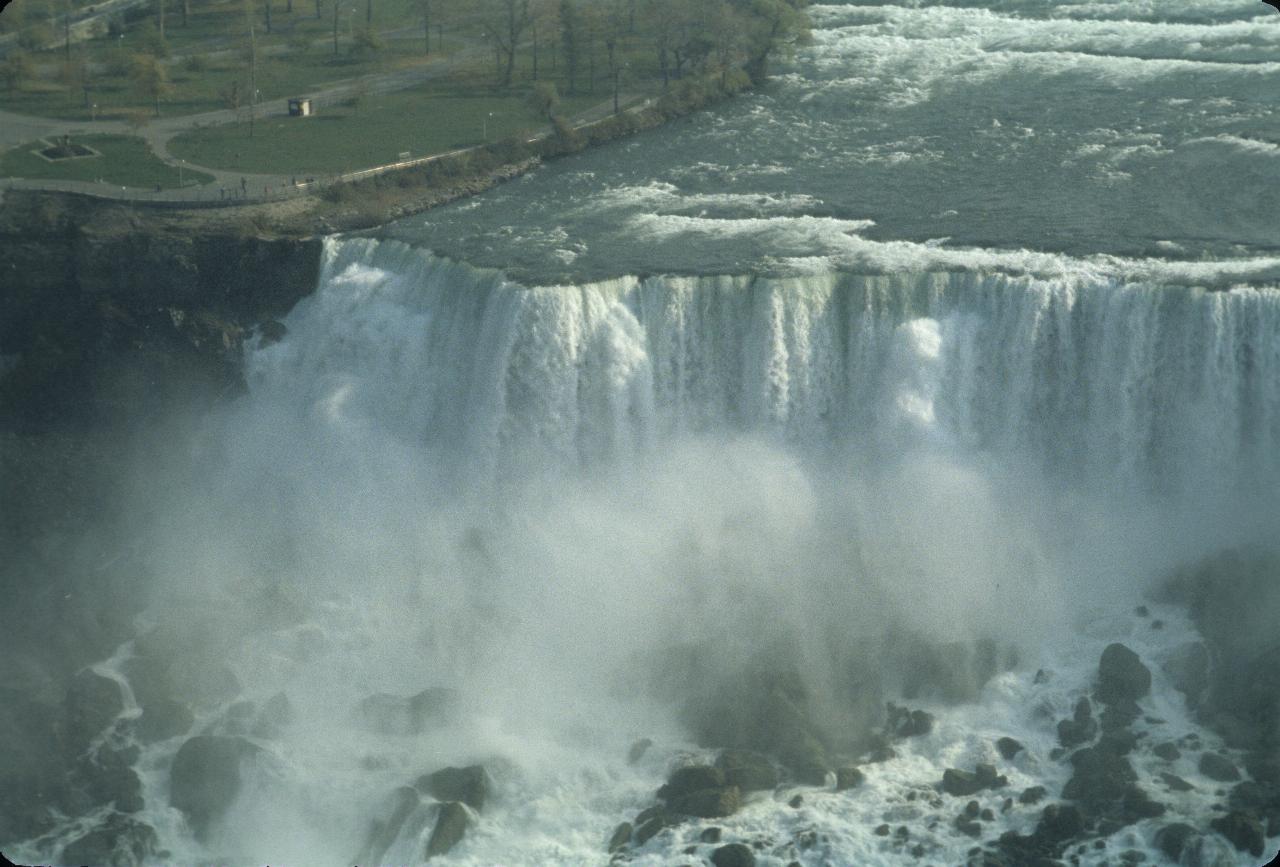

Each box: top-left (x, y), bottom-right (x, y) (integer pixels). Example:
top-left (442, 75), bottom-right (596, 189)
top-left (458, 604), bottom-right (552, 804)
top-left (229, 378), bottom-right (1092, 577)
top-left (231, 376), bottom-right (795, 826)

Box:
top-left (355, 764), bottom-right (488, 863)
top-left (955, 639), bottom-right (1280, 866)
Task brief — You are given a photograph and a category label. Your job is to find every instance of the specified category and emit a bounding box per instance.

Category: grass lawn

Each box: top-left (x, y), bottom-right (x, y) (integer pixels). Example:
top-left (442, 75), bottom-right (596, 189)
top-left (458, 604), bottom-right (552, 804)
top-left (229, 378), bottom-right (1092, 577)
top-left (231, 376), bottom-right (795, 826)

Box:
top-left (168, 84), bottom-right (601, 175)
top-left (0, 134), bottom-right (214, 188)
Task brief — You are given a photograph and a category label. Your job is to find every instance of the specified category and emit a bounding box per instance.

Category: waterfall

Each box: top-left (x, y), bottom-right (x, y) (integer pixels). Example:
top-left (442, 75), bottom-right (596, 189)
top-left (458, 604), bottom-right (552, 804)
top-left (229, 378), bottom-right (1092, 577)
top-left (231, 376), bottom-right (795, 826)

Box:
top-left (249, 237), bottom-right (1280, 501)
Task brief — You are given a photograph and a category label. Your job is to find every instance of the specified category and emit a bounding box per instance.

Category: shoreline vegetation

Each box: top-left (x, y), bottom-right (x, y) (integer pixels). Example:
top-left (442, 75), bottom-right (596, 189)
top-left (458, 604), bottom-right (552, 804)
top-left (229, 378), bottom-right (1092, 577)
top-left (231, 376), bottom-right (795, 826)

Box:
top-left (1, 0), bottom-right (812, 235)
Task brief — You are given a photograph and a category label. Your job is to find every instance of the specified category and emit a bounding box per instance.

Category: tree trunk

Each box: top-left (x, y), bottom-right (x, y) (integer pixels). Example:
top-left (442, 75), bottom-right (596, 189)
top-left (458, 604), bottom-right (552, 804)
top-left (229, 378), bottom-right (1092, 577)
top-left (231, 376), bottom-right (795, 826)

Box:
top-left (422, 0), bottom-right (429, 54)
top-left (265, 0), bottom-right (272, 33)
top-left (333, 0), bottom-right (339, 54)
top-left (366, 0), bottom-right (372, 25)
top-left (157, 0), bottom-right (165, 41)
top-left (316, 0), bottom-right (322, 21)
top-left (182, 0), bottom-right (189, 26)
top-left (531, 19), bottom-right (537, 80)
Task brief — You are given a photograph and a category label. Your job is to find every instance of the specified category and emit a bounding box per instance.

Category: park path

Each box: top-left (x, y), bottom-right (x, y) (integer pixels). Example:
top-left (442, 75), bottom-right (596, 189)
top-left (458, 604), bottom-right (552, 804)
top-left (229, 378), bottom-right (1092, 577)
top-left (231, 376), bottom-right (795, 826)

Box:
top-left (0, 35), bottom-right (496, 201)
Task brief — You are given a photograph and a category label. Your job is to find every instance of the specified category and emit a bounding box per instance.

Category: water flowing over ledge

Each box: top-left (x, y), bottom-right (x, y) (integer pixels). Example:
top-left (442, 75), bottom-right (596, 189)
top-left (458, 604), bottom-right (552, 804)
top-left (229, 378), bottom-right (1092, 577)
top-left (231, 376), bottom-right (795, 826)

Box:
top-left (251, 236), bottom-right (1280, 499)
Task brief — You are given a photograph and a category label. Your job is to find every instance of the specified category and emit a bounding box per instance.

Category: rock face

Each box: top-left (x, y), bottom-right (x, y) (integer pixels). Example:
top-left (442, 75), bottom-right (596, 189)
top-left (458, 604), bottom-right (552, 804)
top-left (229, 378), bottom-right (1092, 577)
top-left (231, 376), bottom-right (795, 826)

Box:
top-left (835, 767), bottom-right (865, 791)
top-left (168, 735), bottom-right (260, 838)
top-left (425, 801), bottom-right (470, 858)
top-left (417, 765), bottom-right (487, 811)
top-left (1096, 644), bottom-right (1151, 705)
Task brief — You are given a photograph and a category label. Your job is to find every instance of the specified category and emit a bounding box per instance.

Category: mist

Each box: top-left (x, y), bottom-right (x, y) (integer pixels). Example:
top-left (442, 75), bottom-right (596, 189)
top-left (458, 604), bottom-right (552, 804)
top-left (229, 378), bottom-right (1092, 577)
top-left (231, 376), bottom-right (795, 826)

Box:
top-left (56, 238), bottom-right (1274, 865)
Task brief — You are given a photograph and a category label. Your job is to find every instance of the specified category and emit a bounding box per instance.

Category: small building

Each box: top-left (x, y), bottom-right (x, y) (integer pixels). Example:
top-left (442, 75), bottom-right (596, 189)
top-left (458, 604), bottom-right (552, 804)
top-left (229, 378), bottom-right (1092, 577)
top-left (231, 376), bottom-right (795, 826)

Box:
top-left (288, 97), bottom-right (313, 117)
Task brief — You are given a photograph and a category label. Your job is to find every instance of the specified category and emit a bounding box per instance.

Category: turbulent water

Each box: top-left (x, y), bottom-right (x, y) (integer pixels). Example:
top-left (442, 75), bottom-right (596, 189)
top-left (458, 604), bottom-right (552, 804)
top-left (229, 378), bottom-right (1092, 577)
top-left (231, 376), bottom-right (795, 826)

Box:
top-left (16, 1), bottom-right (1280, 866)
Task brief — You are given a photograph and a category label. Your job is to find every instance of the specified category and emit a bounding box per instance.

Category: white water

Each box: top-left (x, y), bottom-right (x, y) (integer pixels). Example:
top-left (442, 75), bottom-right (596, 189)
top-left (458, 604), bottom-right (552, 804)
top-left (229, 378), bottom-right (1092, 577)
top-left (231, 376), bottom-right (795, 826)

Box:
top-left (17, 236), bottom-right (1268, 866)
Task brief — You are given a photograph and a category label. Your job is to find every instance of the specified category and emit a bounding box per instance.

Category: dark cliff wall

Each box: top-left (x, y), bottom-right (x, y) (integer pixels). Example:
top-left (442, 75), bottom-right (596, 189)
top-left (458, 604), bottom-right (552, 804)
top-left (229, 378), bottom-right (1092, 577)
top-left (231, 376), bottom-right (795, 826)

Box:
top-left (0, 191), bottom-right (322, 432)
top-left (0, 192), bottom-right (323, 750)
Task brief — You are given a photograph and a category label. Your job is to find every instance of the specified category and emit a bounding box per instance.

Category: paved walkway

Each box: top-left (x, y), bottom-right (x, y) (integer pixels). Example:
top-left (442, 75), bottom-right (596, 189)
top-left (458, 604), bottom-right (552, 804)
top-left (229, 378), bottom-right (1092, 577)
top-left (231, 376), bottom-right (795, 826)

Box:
top-left (1, 77), bottom-right (654, 205)
top-left (0, 37), bottom-right (496, 202)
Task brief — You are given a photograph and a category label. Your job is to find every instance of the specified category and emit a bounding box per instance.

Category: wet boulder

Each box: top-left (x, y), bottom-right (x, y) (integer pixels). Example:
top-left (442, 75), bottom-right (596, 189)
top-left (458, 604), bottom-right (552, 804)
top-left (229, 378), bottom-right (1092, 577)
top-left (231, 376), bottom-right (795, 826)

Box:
top-left (835, 767), bottom-right (865, 791)
top-left (1154, 822), bottom-right (1197, 861)
top-left (627, 738), bottom-right (653, 765)
top-left (1198, 752), bottom-right (1240, 782)
top-left (657, 765), bottom-right (724, 800)
top-left (1210, 811), bottom-right (1265, 857)
top-left (1096, 644), bottom-right (1150, 706)
top-left (417, 765), bottom-right (488, 811)
top-left (668, 785), bottom-right (741, 818)
top-left (1058, 697), bottom-right (1098, 748)
top-left (942, 763), bottom-right (1006, 797)
top-left (168, 735), bottom-right (261, 838)
top-left (886, 703), bottom-right (934, 738)
top-left (425, 801), bottom-right (470, 858)
top-left (710, 842), bottom-right (756, 867)
top-left (715, 750), bottom-right (777, 792)
top-left (1035, 803), bottom-right (1085, 844)
top-left (606, 821), bottom-right (632, 852)
top-left (1062, 744), bottom-right (1137, 807)
top-left (1152, 742), bottom-right (1180, 761)
top-left (996, 737), bottom-right (1024, 760)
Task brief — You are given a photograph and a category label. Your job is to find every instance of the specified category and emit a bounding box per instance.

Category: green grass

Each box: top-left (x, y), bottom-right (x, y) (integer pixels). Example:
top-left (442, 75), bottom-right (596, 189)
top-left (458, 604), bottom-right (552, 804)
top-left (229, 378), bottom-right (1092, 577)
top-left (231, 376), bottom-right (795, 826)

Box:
top-left (168, 83), bottom-right (600, 175)
top-left (0, 134), bottom-right (214, 188)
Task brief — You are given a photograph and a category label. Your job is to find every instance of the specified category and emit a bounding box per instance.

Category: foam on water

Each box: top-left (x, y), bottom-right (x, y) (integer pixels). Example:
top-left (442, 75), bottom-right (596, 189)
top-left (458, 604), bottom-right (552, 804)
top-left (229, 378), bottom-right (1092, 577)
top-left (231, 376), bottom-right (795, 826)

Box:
top-left (18, 236), bottom-right (1262, 865)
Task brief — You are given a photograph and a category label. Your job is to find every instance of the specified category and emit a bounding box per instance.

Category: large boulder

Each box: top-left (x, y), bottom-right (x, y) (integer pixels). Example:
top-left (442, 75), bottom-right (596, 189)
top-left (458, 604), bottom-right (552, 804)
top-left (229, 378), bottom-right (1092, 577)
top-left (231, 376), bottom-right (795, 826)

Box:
top-left (1198, 752), bottom-right (1240, 782)
top-left (1210, 811), bottom-right (1265, 858)
top-left (715, 750), bottom-right (777, 792)
top-left (657, 765), bottom-right (724, 800)
top-left (416, 765), bottom-right (487, 811)
top-left (1154, 823), bottom-right (1197, 862)
top-left (168, 735), bottom-right (260, 838)
top-left (356, 687), bottom-right (459, 736)
top-left (1057, 697), bottom-right (1098, 748)
top-left (942, 764), bottom-right (1006, 797)
top-left (424, 801), bottom-right (470, 858)
top-left (710, 842), bottom-right (756, 867)
top-left (668, 785), bottom-right (741, 818)
top-left (1096, 644), bottom-right (1151, 706)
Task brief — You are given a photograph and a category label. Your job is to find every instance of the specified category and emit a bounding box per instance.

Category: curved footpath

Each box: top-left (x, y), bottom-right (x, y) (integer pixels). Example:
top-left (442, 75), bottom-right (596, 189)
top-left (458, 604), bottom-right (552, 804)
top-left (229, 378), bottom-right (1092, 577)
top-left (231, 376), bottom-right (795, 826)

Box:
top-left (0, 39), bottom-right (507, 204)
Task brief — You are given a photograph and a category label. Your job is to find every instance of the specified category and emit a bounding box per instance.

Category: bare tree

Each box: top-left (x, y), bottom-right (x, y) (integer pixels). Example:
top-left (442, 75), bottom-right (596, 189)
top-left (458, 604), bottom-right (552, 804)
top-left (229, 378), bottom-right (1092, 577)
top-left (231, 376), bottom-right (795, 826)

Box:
top-left (130, 52), bottom-right (172, 115)
top-left (477, 0), bottom-right (531, 87)
top-left (558, 0), bottom-right (580, 94)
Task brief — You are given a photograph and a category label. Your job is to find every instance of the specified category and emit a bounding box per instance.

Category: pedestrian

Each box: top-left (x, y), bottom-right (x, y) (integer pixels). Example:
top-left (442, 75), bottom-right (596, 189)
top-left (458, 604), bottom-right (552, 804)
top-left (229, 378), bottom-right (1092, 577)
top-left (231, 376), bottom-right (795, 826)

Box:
top-left (240, 177), bottom-right (247, 196)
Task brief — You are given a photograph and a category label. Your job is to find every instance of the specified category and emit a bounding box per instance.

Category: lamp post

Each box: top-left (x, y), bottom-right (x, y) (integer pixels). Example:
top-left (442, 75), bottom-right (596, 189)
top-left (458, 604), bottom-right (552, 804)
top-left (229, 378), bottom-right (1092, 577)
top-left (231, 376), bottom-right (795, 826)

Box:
top-left (483, 110), bottom-right (494, 140)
